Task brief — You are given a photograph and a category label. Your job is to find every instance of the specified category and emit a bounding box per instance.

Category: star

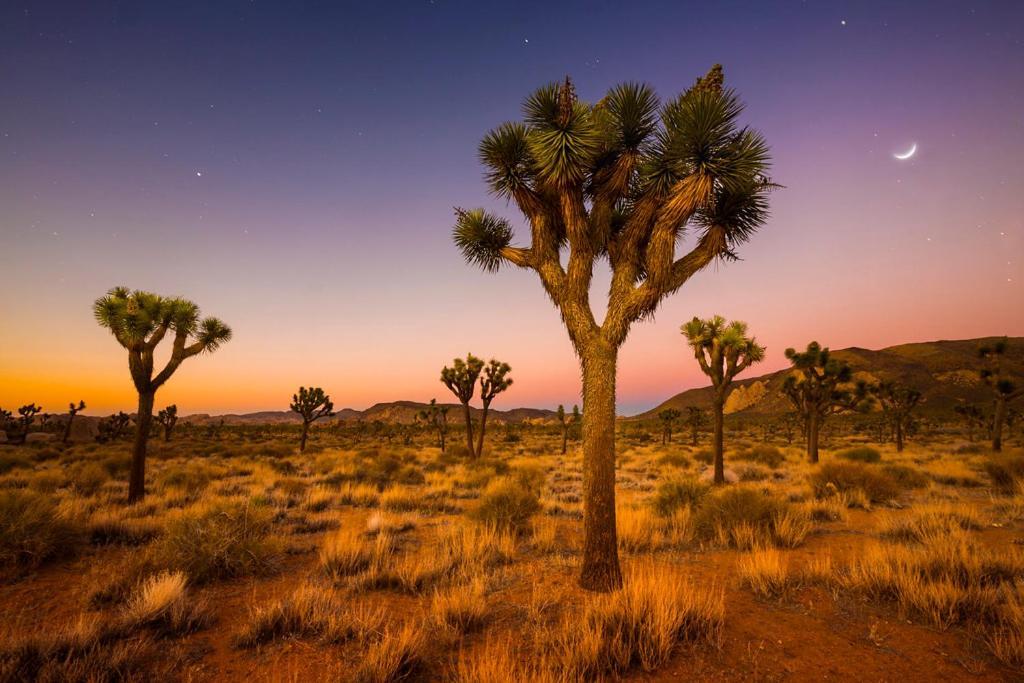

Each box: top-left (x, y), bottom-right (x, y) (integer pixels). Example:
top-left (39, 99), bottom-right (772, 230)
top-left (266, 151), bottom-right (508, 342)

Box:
top-left (195, 171), bottom-right (203, 177)
top-left (524, 38), bottom-right (529, 44)
top-left (840, 19), bottom-right (847, 26)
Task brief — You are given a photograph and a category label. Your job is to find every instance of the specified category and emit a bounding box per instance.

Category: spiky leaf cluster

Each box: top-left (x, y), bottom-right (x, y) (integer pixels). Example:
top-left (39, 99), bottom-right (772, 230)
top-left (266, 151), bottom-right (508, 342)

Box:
top-left (440, 354), bottom-right (485, 404)
top-left (479, 359), bottom-right (513, 405)
top-left (290, 387), bottom-right (335, 425)
top-left (782, 342), bottom-right (871, 418)
top-left (682, 315), bottom-right (765, 393)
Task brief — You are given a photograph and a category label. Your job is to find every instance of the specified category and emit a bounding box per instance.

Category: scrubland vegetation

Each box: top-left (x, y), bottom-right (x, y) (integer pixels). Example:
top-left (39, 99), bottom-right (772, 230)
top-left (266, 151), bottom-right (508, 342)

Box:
top-left (1, 417), bottom-right (1022, 681)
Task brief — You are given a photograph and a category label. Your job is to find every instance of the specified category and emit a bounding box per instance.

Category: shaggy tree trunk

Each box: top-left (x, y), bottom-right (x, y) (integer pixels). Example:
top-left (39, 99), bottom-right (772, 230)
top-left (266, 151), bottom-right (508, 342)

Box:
top-left (129, 390), bottom-right (154, 503)
top-left (578, 343), bottom-right (622, 592)
top-left (62, 415), bottom-right (75, 444)
top-left (561, 426), bottom-right (568, 454)
top-left (993, 398), bottom-right (1006, 453)
top-left (300, 421), bottom-right (310, 452)
top-left (895, 418), bottom-right (905, 452)
top-left (712, 396), bottom-right (725, 485)
top-left (807, 411), bottom-right (821, 464)
top-left (475, 402), bottom-right (490, 458)
top-left (461, 402), bottom-right (476, 458)
top-left (691, 424), bottom-right (699, 446)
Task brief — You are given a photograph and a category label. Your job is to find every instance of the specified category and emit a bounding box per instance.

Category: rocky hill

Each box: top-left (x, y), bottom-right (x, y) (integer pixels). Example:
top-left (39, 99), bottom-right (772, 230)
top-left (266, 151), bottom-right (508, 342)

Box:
top-left (182, 401), bottom-right (558, 426)
top-left (631, 336), bottom-right (1024, 420)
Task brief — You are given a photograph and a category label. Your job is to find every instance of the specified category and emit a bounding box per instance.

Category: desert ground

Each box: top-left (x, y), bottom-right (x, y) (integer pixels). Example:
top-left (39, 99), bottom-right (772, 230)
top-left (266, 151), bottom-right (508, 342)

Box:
top-left (1, 419), bottom-right (1022, 682)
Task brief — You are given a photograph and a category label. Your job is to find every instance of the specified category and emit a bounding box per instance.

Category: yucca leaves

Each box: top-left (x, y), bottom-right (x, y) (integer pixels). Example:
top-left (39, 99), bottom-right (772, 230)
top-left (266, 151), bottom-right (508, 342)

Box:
top-left (452, 208), bottom-right (513, 272)
top-left (479, 122), bottom-right (534, 199)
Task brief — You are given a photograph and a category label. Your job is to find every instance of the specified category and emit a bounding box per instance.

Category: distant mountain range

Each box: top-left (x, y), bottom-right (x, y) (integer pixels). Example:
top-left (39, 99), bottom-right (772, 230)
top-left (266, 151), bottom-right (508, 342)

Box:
top-left (181, 401), bottom-right (558, 426)
top-left (631, 336), bottom-right (1024, 420)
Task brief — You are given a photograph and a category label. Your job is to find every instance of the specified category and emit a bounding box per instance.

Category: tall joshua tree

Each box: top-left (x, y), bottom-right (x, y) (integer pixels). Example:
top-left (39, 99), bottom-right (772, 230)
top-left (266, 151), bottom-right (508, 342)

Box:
top-left (476, 359), bottom-right (513, 457)
top-left (62, 401), bottom-right (87, 444)
top-left (290, 387), bottom-right (334, 452)
top-left (556, 404), bottom-right (570, 454)
top-left (441, 354), bottom-right (485, 457)
top-left (682, 316), bottom-right (765, 484)
top-left (452, 67), bottom-right (772, 590)
top-left (15, 404), bottom-right (43, 444)
top-left (417, 398), bottom-right (449, 452)
top-left (873, 382), bottom-right (922, 452)
top-left (783, 342), bottom-right (870, 463)
top-left (979, 338), bottom-right (1022, 452)
top-left (94, 287), bottom-right (231, 502)
top-left (686, 406), bottom-right (706, 446)
top-left (658, 408), bottom-right (681, 444)
top-left (157, 404), bottom-right (179, 442)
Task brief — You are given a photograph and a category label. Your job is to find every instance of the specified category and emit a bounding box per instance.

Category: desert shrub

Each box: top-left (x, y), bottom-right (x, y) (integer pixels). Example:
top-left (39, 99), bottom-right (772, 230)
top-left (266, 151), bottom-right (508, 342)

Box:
top-left (955, 443), bottom-right (984, 455)
top-left (692, 486), bottom-right (791, 548)
top-left (983, 455), bottom-right (1024, 493)
top-left (692, 449), bottom-right (713, 465)
top-left (738, 548), bottom-right (792, 599)
top-left (67, 462), bottom-right (108, 496)
top-left (655, 452), bottom-right (691, 469)
top-left (27, 470), bottom-right (65, 493)
top-left (837, 447), bottom-right (881, 464)
top-left (99, 453), bottom-right (132, 477)
top-left (87, 511), bottom-right (161, 546)
top-left (160, 465), bottom-right (214, 495)
top-left (353, 623), bottom-right (427, 683)
top-left (735, 464), bottom-right (771, 482)
top-left (430, 577), bottom-right (490, 634)
top-left (510, 463), bottom-right (546, 492)
top-left (235, 583), bottom-right (384, 647)
top-left (119, 571), bottom-right (209, 636)
top-left (0, 489), bottom-right (81, 568)
top-left (321, 528), bottom-right (394, 579)
top-left (735, 445), bottom-right (785, 469)
top-left (468, 476), bottom-right (540, 532)
top-left (394, 465), bottom-right (425, 486)
top-left (650, 477), bottom-right (709, 517)
top-left (881, 464), bottom-right (929, 489)
top-left (809, 462), bottom-right (901, 503)
top-left (154, 499), bottom-right (280, 583)
top-left (0, 451), bottom-right (33, 475)
top-left (878, 504), bottom-right (982, 544)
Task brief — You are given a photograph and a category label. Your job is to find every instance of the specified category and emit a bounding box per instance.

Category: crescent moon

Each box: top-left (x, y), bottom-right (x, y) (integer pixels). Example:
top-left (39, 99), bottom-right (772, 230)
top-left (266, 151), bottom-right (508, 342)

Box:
top-left (893, 143), bottom-right (917, 160)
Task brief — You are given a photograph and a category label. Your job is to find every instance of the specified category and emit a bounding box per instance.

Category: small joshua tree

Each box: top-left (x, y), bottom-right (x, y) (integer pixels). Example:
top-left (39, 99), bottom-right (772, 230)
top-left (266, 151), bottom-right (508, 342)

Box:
top-left (685, 406), bottom-right (706, 446)
top-left (441, 354), bottom-right (485, 458)
top-left (417, 398), bottom-right (449, 452)
top-left (0, 408), bottom-right (11, 438)
top-left (954, 404), bottom-right (987, 442)
top-left (873, 382), bottom-right (922, 452)
top-left (658, 408), bottom-right (681, 444)
top-left (979, 338), bottom-right (1022, 452)
top-left (783, 342), bottom-right (870, 463)
top-left (556, 404), bottom-right (571, 454)
top-left (97, 412), bottom-right (132, 444)
top-left (61, 401), bottom-right (87, 444)
top-left (290, 387), bottom-right (334, 452)
top-left (682, 316), bottom-right (764, 484)
top-left (476, 359), bottom-right (513, 457)
top-left (156, 404), bottom-right (179, 442)
top-left (94, 287), bottom-right (231, 502)
top-left (15, 403), bottom-right (43, 444)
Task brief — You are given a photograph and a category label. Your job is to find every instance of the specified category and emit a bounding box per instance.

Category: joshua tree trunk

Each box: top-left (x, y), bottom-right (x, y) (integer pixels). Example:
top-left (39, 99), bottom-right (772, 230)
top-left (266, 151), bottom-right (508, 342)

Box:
top-left (579, 343), bottom-right (622, 592)
top-left (62, 415), bottom-right (75, 444)
top-left (712, 396), bottom-right (725, 485)
top-left (300, 421), bottom-right (310, 452)
top-left (475, 400), bottom-right (490, 458)
top-left (895, 418), bottom-right (905, 452)
top-left (561, 426), bottom-right (568, 454)
top-left (129, 390), bottom-right (154, 503)
top-left (993, 398), bottom-right (1006, 452)
top-left (461, 403), bottom-right (476, 458)
top-left (807, 411), bottom-right (821, 464)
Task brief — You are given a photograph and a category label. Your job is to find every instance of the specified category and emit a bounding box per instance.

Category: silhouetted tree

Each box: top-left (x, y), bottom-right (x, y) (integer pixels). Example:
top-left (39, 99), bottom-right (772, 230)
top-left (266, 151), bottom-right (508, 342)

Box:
top-left (97, 412), bottom-right (131, 443)
top-left (417, 398), bottom-right (449, 452)
top-left (14, 404), bottom-right (43, 444)
top-left (290, 387), bottom-right (334, 452)
top-left (61, 401), bottom-right (86, 444)
top-left (873, 382), bottom-right (922, 452)
top-left (658, 408), bottom-right (681, 444)
top-left (979, 338), bottom-right (1022, 452)
top-left (682, 316), bottom-right (765, 483)
top-left (94, 287), bottom-right (231, 502)
top-left (685, 406), bottom-right (706, 446)
top-left (783, 342), bottom-right (870, 463)
top-left (156, 404), bottom-right (178, 442)
top-left (452, 67), bottom-right (773, 590)
top-left (954, 404), bottom-right (987, 442)
top-left (476, 359), bottom-right (513, 457)
top-left (441, 354), bottom-right (485, 458)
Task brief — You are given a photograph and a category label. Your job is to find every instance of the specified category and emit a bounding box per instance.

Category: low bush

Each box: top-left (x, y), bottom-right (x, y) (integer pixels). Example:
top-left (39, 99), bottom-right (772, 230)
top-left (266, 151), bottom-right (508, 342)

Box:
top-left (0, 489), bottom-right (81, 568)
top-left (735, 445), bottom-right (785, 469)
top-left (837, 447), bottom-right (881, 464)
top-left (468, 476), bottom-right (540, 532)
top-left (650, 476), bottom-right (709, 517)
top-left (880, 464), bottom-right (929, 489)
top-left (809, 461), bottom-right (901, 503)
top-left (692, 486), bottom-right (806, 549)
top-left (983, 455), bottom-right (1024, 493)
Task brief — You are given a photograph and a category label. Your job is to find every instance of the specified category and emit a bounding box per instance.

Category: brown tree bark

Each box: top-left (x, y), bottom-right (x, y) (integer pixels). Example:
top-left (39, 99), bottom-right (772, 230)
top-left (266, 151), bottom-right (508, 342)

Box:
top-left (462, 402), bottom-right (476, 458)
top-left (475, 401), bottom-right (490, 458)
top-left (895, 418), bottom-right (904, 452)
top-left (808, 410), bottom-right (821, 464)
top-left (128, 390), bottom-right (154, 503)
top-left (993, 398), bottom-right (1006, 452)
top-left (712, 395), bottom-right (725, 484)
top-left (578, 342), bottom-right (622, 592)
top-left (300, 421), bottom-right (310, 452)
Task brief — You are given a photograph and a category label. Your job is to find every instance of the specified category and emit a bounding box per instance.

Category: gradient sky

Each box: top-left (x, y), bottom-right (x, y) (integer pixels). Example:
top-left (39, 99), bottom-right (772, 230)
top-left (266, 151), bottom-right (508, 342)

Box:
top-left (1, 1), bottom-right (1022, 416)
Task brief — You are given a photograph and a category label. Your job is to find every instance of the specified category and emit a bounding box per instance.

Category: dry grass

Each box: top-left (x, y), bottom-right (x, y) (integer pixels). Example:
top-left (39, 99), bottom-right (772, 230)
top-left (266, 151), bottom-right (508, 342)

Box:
top-left (738, 548), bottom-right (792, 599)
top-left (877, 503), bottom-right (983, 544)
top-left (119, 570), bottom-right (209, 635)
top-left (235, 583), bottom-right (384, 647)
top-left (353, 622), bottom-right (428, 683)
top-left (430, 577), bottom-right (490, 634)
top-left (320, 527), bottom-right (395, 579)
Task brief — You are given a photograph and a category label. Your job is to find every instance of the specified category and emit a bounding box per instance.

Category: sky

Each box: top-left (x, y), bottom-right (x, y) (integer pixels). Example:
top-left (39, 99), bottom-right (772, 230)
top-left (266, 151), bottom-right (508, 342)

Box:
top-left (1, 1), bottom-right (1022, 417)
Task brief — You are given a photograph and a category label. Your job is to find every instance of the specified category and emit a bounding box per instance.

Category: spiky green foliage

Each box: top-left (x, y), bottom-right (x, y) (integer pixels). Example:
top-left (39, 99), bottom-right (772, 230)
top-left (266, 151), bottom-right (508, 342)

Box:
top-left (417, 398), bottom-right (449, 452)
top-left (93, 287), bottom-right (231, 501)
top-left (452, 67), bottom-right (773, 592)
top-left (61, 400), bottom-right (86, 444)
top-left (783, 342), bottom-right (871, 462)
top-left (441, 354), bottom-right (485, 458)
top-left (474, 359), bottom-right (512, 457)
top-left (979, 338), bottom-right (1022, 451)
top-left (873, 382), bottom-right (922, 452)
top-left (290, 387), bottom-right (335, 453)
top-left (658, 408), bottom-right (681, 444)
top-left (157, 404), bottom-right (179, 442)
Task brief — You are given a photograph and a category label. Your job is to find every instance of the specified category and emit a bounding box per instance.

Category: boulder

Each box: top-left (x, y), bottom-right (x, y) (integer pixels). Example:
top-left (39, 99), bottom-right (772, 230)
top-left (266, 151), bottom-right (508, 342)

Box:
top-left (24, 432), bottom-right (56, 444)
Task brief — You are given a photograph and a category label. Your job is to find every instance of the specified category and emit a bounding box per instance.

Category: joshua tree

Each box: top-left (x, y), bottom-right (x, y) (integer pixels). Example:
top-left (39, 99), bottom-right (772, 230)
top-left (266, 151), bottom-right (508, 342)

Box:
top-left (685, 406), bottom-right (706, 446)
top-left (290, 387), bottom-right (334, 452)
top-left (61, 401), bottom-right (87, 444)
top-left (682, 316), bottom-right (765, 484)
top-left (556, 404), bottom-right (571, 454)
top-left (94, 288), bottom-right (231, 502)
top-left (873, 382), bottom-right (922, 452)
top-left (15, 403), bottom-right (43, 443)
top-left (954, 404), bottom-right (987, 442)
top-left (441, 354), bottom-right (485, 458)
top-left (979, 338), bottom-right (1022, 452)
top-left (658, 408), bottom-right (681, 444)
top-left (97, 412), bottom-right (132, 444)
top-left (0, 408), bottom-right (11, 437)
top-left (156, 404), bottom-right (179, 442)
top-left (417, 398), bottom-right (449, 452)
top-left (452, 67), bottom-right (772, 590)
top-left (783, 342), bottom-right (870, 463)
top-left (476, 359), bottom-right (513, 457)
